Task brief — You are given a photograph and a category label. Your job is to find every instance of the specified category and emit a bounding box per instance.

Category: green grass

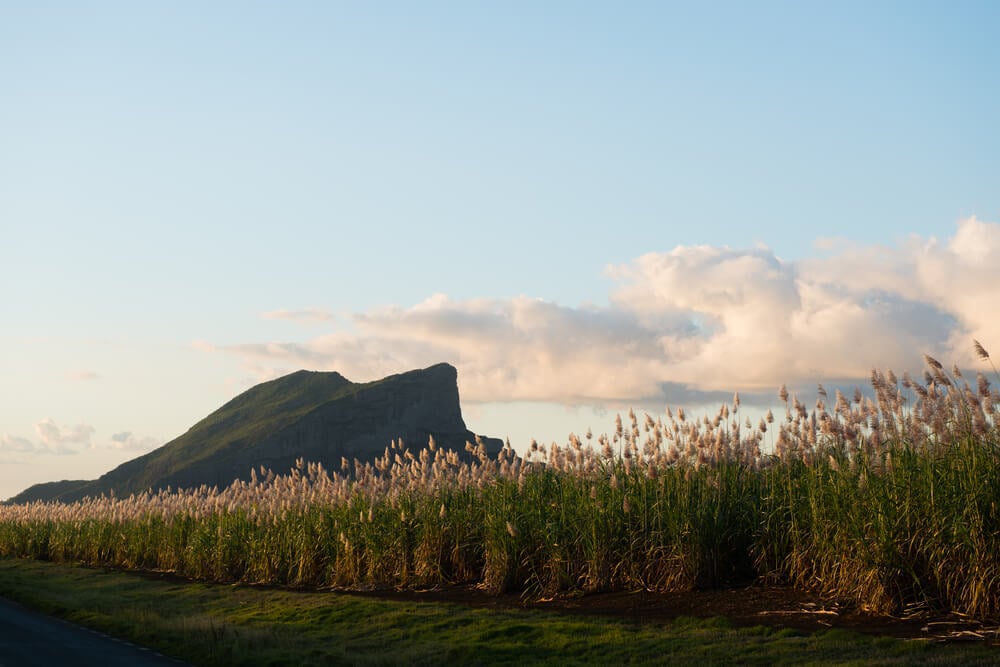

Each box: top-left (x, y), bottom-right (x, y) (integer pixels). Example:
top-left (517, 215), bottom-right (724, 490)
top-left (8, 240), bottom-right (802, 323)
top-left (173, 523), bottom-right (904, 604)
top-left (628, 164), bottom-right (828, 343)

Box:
top-left (0, 558), bottom-right (996, 666)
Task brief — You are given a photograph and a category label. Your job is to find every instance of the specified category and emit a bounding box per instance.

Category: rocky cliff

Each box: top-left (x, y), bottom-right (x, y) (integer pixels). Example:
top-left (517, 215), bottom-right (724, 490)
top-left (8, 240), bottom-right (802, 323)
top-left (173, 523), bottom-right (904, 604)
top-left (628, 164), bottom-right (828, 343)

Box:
top-left (10, 363), bottom-right (501, 503)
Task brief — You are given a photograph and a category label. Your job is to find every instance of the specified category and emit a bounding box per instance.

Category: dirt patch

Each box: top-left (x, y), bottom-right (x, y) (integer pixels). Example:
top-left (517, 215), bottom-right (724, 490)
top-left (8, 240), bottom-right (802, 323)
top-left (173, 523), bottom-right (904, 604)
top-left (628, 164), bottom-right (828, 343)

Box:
top-left (340, 583), bottom-right (1000, 645)
top-left (97, 565), bottom-right (1000, 645)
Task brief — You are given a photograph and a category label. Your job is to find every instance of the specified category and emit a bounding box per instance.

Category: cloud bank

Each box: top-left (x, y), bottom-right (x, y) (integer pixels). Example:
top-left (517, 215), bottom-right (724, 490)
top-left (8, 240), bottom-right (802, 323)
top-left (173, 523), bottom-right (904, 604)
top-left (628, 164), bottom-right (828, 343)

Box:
top-left (1, 422), bottom-right (160, 458)
top-left (203, 217), bottom-right (1000, 406)
top-left (0, 419), bottom-right (96, 456)
top-left (108, 431), bottom-right (161, 452)
top-left (35, 419), bottom-right (95, 455)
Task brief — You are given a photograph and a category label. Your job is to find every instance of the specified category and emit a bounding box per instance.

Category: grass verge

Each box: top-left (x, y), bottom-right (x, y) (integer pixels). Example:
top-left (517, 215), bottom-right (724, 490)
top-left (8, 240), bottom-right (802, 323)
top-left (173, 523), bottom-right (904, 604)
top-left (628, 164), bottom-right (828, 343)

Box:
top-left (0, 558), bottom-right (997, 666)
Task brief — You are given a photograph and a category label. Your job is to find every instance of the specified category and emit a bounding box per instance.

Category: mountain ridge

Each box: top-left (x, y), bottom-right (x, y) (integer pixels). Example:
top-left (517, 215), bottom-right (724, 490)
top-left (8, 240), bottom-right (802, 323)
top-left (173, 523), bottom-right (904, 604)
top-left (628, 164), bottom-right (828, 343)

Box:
top-left (10, 363), bottom-right (501, 504)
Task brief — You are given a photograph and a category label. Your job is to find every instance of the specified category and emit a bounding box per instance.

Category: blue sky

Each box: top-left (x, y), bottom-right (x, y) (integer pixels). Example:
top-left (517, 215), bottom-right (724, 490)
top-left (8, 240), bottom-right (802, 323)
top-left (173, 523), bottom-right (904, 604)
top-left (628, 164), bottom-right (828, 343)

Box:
top-left (2, 1), bottom-right (999, 500)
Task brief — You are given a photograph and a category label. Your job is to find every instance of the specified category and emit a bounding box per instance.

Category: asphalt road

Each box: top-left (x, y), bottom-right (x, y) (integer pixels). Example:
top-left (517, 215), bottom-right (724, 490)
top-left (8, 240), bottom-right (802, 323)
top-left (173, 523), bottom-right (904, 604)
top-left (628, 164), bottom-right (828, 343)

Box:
top-left (0, 596), bottom-right (189, 666)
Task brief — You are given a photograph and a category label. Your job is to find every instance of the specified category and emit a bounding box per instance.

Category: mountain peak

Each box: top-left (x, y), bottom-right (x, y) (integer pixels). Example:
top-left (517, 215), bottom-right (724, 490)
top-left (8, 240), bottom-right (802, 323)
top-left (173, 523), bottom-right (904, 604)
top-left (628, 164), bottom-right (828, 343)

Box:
top-left (9, 363), bottom-right (499, 504)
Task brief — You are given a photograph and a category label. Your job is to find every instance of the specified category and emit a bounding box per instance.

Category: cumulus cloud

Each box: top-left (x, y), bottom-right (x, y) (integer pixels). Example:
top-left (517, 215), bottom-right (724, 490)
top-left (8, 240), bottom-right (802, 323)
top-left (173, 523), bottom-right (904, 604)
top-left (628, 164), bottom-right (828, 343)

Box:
top-left (1, 424), bottom-right (162, 458)
top-left (1, 420), bottom-right (95, 457)
top-left (200, 217), bottom-right (1000, 406)
top-left (107, 431), bottom-right (161, 452)
top-left (220, 296), bottom-right (691, 403)
top-left (0, 434), bottom-right (36, 454)
top-left (34, 419), bottom-right (94, 455)
top-left (190, 339), bottom-right (217, 353)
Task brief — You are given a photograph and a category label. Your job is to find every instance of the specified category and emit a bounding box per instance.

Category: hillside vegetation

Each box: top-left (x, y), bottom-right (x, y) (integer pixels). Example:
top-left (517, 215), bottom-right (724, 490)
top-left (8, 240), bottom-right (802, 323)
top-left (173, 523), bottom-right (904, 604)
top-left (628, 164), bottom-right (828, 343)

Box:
top-left (9, 363), bottom-right (500, 503)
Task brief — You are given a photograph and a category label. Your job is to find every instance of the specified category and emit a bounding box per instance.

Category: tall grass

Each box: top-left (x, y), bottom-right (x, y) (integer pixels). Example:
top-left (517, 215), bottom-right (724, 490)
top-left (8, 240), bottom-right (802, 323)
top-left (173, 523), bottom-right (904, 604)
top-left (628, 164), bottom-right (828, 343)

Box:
top-left (2, 347), bottom-right (999, 618)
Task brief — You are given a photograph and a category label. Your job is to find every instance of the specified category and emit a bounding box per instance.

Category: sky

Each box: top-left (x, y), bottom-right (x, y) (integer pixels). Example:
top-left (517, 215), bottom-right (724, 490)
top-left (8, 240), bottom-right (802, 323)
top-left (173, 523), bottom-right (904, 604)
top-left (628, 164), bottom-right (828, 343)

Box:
top-left (2, 1), bottom-right (999, 500)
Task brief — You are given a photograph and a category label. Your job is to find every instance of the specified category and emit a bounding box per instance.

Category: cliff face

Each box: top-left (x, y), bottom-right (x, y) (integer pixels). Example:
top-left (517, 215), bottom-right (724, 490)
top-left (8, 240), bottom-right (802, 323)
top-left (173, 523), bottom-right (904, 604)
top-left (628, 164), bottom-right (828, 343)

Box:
top-left (10, 363), bottom-right (501, 503)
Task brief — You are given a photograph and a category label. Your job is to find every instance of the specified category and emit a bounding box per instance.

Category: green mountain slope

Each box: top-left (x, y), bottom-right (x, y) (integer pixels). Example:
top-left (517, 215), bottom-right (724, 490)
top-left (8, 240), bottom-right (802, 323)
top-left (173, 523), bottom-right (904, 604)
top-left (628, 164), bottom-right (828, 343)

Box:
top-left (10, 363), bottom-right (500, 504)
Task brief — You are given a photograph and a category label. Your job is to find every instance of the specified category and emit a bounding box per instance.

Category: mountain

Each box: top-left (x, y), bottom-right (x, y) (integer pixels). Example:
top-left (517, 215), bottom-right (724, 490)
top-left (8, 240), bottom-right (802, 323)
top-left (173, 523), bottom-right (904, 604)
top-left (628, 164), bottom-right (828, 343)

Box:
top-left (10, 363), bottom-right (502, 504)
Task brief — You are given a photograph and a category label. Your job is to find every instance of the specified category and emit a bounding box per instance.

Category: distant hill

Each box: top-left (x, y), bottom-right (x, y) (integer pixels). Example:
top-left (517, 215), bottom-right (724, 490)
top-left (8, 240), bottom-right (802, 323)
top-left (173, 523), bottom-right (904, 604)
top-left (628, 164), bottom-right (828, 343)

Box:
top-left (10, 363), bottom-right (501, 504)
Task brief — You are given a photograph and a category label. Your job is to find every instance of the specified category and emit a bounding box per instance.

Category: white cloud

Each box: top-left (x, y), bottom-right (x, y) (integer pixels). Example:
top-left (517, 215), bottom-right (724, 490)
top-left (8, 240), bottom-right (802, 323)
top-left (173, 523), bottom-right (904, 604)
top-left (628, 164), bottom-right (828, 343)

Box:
top-left (0, 434), bottom-right (36, 454)
top-left (220, 296), bottom-right (690, 403)
top-left (1, 420), bottom-right (95, 457)
top-left (34, 419), bottom-right (94, 455)
top-left (200, 217), bottom-right (1000, 406)
top-left (190, 339), bottom-right (217, 353)
top-left (107, 431), bottom-right (161, 452)
top-left (1, 423), bottom-right (162, 458)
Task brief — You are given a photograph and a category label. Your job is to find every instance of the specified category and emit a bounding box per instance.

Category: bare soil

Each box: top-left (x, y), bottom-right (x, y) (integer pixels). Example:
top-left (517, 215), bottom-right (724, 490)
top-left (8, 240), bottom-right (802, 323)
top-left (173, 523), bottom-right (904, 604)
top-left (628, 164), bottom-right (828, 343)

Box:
top-left (110, 565), bottom-right (1000, 646)
top-left (341, 583), bottom-right (1000, 645)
